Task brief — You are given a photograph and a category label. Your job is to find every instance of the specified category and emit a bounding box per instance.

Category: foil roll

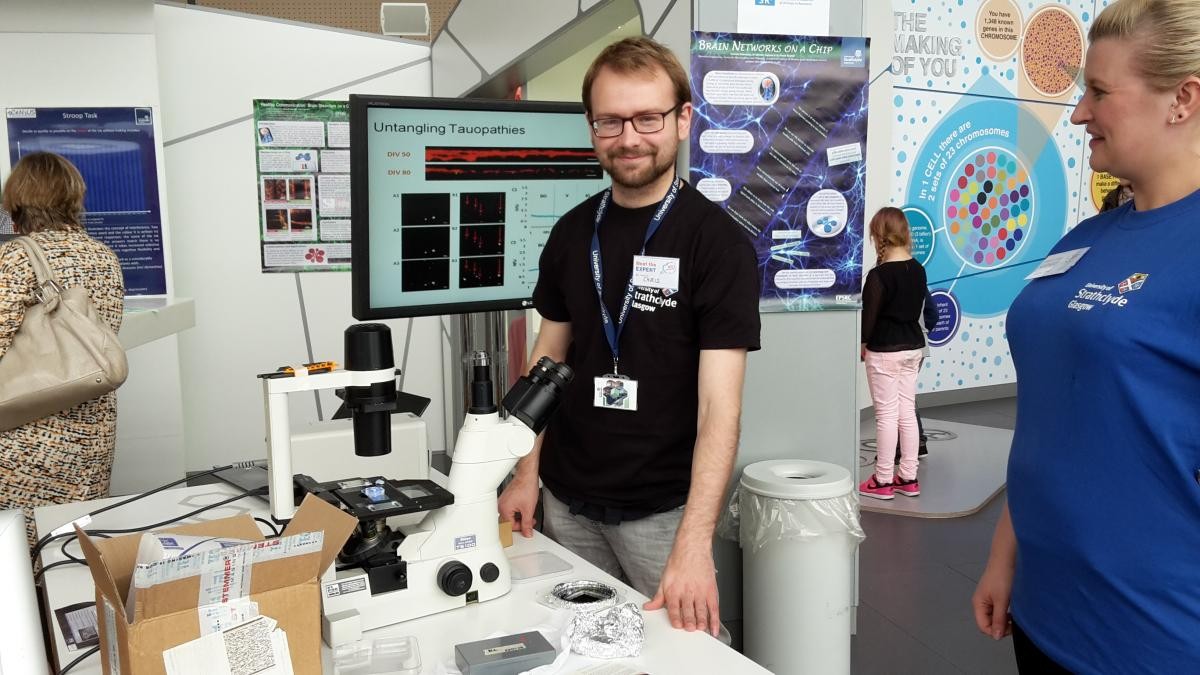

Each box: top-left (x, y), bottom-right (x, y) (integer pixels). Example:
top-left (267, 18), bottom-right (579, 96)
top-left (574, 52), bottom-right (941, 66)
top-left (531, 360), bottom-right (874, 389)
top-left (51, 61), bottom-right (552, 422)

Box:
top-left (567, 602), bottom-right (645, 659)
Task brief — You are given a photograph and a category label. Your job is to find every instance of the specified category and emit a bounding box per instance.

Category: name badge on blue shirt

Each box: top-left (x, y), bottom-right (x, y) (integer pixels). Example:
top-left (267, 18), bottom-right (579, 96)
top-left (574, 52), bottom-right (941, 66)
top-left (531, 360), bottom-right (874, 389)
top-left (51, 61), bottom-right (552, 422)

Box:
top-left (1025, 247), bottom-right (1090, 280)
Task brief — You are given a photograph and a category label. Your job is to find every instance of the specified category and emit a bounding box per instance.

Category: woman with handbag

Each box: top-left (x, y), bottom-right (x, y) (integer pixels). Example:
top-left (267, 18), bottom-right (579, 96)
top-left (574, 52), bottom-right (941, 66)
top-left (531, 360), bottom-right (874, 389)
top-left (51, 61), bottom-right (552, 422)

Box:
top-left (0, 152), bottom-right (125, 549)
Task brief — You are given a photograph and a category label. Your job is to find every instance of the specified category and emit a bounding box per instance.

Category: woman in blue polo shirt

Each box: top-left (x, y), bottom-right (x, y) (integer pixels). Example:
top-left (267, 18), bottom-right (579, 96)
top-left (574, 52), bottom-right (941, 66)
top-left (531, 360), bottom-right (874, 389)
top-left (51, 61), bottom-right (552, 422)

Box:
top-left (972, 0), bottom-right (1200, 671)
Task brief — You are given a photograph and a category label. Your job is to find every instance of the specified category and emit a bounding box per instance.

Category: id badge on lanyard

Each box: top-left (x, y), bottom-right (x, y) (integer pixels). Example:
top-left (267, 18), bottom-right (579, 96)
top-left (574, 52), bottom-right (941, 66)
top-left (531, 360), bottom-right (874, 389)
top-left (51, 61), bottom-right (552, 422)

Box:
top-left (589, 178), bottom-right (681, 411)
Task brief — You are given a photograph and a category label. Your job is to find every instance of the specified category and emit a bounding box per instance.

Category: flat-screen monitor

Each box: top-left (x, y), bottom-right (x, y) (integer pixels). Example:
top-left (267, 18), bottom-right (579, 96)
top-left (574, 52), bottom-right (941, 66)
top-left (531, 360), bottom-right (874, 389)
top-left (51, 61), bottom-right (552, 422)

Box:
top-left (350, 95), bottom-right (609, 319)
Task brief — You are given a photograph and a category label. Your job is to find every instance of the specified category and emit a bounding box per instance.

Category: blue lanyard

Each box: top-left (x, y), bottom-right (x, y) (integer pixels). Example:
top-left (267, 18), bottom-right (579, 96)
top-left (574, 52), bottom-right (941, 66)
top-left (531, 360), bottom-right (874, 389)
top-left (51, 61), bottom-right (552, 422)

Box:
top-left (589, 178), bottom-right (681, 375)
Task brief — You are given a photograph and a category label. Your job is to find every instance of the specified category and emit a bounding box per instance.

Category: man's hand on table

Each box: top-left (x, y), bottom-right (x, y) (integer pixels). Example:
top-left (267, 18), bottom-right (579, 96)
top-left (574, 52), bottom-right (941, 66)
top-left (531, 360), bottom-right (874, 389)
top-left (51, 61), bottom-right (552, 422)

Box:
top-left (643, 540), bottom-right (720, 637)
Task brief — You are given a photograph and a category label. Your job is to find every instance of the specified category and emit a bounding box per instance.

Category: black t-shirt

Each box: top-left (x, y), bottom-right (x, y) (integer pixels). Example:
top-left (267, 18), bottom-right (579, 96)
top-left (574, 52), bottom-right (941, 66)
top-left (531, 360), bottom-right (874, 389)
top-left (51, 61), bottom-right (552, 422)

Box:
top-left (861, 259), bottom-right (927, 351)
top-left (533, 181), bottom-right (761, 512)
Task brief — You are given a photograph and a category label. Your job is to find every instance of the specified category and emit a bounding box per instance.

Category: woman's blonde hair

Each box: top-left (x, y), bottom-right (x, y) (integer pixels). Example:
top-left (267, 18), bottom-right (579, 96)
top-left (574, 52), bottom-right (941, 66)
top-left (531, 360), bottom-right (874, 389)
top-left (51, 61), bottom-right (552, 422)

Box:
top-left (1, 152), bottom-right (86, 234)
top-left (1090, 0), bottom-right (1200, 91)
top-left (869, 207), bottom-right (911, 266)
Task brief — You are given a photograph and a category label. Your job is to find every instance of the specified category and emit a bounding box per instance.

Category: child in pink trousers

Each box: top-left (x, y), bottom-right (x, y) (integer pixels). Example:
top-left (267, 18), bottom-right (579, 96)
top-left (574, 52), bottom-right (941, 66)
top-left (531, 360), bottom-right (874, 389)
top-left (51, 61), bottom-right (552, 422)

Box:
top-left (859, 207), bottom-right (928, 500)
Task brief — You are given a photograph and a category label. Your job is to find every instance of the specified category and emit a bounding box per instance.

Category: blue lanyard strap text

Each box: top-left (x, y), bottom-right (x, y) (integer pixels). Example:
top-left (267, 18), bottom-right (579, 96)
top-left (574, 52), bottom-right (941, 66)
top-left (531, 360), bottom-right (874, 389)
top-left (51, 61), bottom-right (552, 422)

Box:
top-left (589, 178), bottom-right (681, 373)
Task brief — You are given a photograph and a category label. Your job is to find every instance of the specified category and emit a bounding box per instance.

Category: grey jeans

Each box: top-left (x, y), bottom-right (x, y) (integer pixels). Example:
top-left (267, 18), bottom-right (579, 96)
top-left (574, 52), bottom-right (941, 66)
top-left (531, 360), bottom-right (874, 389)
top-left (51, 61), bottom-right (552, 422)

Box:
top-left (541, 488), bottom-right (683, 599)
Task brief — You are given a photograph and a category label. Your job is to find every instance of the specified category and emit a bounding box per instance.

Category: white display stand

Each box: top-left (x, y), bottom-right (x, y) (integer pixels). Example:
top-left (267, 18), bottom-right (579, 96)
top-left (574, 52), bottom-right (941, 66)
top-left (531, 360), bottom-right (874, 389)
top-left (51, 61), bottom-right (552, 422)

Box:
top-left (111, 297), bottom-right (194, 495)
top-left (119, 297), bottom-right (195, 350)
top-left (34, 479), bottom-right (769, 674)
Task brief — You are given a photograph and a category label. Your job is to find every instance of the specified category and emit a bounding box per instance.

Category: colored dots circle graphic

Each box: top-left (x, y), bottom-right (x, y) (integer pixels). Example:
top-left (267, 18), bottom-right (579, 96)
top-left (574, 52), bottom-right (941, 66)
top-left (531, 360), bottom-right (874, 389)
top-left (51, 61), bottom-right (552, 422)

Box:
top-left (1021, 6), bottom-right (1083, 97)
top-left (943, 146), bottom-right (1034, 270)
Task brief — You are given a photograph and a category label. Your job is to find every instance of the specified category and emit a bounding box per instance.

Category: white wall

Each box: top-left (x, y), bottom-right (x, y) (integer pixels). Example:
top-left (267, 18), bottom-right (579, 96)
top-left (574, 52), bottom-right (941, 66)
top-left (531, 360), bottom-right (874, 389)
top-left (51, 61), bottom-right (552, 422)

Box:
top-left (857, 0), bottom-right (897, 410)
top-left (0, 0), bottom-right (186, 494)
top-left (154, 4), bottom-right (444, 472)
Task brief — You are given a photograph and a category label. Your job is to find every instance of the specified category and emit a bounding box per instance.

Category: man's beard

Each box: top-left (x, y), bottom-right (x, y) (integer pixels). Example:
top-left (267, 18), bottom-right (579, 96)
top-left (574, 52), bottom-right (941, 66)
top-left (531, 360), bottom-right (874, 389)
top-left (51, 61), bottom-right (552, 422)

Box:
top-left (600, 146), bottom-right (677, 191)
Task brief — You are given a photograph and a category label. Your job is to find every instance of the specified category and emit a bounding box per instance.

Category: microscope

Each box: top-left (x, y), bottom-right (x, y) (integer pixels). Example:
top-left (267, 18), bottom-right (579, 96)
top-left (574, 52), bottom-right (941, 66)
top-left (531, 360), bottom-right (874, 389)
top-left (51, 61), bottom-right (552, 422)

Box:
top-left (261, 324), bottom-right (573, 645)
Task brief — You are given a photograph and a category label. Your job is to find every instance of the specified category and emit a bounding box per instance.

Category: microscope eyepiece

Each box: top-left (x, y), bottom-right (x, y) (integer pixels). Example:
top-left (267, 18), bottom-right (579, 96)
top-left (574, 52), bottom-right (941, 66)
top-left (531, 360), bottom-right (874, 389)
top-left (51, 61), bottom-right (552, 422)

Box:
top-left (502, 357), bottom-right (574, 434)
top-left (530, 356), bottom-right (574, 389)
top-left (468, 351), bottom-right (498, 415)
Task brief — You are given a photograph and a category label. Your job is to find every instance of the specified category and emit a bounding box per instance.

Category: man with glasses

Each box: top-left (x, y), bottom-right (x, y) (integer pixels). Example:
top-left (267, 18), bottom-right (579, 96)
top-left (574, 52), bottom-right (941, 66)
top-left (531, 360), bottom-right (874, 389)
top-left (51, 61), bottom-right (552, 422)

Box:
top-left (498, 36), bottom-right (760, 638)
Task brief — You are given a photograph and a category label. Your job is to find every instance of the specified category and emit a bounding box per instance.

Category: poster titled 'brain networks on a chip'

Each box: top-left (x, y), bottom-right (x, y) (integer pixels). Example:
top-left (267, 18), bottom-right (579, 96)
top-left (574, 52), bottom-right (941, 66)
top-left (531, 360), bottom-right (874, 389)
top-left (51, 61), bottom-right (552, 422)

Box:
top-left (689, 32), bottom-right (870, 313)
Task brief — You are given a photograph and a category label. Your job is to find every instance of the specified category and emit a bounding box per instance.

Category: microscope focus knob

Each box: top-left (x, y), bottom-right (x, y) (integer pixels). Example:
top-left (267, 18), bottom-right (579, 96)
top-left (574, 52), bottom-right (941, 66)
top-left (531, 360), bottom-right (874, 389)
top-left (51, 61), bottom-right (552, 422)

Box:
top-left (480, 562), bottom-right (500, 583)
top-left (437, 561), bottom-right (473, 597)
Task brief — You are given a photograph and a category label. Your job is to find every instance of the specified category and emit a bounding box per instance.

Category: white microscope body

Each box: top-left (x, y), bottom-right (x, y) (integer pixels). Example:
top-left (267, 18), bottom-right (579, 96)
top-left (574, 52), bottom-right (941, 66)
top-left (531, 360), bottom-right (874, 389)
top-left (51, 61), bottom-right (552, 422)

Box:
top-left (320, 405), bottom-right (537, 644)
top-left (261, 325), bottom-right (573, 646)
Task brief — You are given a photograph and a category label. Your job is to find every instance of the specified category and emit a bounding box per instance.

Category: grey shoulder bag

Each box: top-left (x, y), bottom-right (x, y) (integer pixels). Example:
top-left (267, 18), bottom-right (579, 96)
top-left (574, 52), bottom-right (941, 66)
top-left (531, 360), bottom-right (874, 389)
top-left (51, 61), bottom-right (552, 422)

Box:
top-left (0, 236), bottom-right (128, 432)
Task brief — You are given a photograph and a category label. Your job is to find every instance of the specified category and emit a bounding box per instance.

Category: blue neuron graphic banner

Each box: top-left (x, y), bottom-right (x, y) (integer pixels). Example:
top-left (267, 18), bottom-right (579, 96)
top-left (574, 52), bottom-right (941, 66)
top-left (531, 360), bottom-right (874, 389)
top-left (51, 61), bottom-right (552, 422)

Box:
top-left (6, 106), bottom-right (167, 296)
top-left (689, 32), bottom-right (870, 312)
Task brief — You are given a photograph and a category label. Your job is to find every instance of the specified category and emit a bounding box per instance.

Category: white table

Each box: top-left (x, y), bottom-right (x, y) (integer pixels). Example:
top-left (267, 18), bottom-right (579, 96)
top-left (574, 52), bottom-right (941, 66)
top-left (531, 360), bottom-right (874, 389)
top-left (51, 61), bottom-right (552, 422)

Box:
top-left (35, 484), bottom-right (769, 674)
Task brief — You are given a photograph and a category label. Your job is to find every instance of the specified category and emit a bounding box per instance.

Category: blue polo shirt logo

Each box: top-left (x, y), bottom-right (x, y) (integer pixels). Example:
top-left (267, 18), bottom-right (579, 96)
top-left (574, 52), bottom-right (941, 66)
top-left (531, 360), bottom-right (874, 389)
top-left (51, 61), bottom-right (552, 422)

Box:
top-left (1118, 273), bottom-right (1148, 294)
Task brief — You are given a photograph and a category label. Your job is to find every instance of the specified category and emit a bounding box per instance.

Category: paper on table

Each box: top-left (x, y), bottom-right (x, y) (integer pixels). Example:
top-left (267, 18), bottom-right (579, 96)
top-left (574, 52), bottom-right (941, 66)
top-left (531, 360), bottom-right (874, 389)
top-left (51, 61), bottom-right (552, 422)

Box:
top-left (163, 616), bottom-right (294, 675)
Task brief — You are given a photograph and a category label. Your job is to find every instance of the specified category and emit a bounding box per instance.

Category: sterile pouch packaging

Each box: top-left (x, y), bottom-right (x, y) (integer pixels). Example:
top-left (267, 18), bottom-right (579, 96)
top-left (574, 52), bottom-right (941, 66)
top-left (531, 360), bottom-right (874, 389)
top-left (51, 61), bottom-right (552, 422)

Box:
top-left (333, 635), bottom-right (421, 674)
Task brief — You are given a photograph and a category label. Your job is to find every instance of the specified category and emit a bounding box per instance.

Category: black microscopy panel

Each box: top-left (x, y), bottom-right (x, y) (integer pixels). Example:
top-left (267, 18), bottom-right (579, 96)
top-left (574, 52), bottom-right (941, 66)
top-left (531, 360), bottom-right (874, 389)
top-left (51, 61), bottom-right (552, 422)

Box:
top-left (401, 227), bottom-right (451, 259)
top-left (401, 193), bottom-right (451, 226)
top-left (402, 259), bottom-right (450, 292)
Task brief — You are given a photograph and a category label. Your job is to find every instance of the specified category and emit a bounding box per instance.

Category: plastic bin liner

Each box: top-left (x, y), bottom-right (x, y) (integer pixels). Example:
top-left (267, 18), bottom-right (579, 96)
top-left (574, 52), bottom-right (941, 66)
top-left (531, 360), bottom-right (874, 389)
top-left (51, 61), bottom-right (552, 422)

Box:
top-left (718, 484), bottom-right (865, 555)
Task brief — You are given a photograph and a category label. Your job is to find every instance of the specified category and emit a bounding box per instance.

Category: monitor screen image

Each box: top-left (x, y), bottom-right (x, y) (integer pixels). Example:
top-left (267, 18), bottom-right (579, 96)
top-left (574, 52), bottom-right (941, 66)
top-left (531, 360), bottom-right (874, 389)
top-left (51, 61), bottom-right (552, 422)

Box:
top-left (350, 95), bottom-right (609, 319)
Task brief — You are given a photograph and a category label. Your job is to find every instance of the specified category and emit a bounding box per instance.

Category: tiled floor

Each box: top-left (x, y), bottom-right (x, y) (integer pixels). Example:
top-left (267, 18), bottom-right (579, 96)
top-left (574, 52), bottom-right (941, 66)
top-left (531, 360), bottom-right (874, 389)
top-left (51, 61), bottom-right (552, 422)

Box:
top-left (851, 397), bottom-right (1019, 674)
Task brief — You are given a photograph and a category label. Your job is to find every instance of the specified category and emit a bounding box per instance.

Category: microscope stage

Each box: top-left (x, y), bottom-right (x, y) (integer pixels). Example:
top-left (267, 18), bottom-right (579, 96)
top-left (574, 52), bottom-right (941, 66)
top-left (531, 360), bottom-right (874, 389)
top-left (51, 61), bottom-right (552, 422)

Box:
top-left (302, 476), bottom-right (454, 521)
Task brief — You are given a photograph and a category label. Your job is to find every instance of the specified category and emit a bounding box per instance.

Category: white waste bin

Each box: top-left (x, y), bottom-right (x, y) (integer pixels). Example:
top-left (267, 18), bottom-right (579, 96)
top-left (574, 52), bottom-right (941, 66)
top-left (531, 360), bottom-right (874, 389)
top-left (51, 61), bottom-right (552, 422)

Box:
top-left (736, 460), bottom-right (862, 675)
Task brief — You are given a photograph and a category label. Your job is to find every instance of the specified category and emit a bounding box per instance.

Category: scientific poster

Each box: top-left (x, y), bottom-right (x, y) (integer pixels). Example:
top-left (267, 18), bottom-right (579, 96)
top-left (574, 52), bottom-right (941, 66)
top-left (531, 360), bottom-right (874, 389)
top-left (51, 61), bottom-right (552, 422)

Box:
top-left (889, 1), bottom-right (1101, 393)
top-left (6, 107), bottom-right (167, 296)
top-left (690, 32), bottom-right (870, 311)
top-left (254, 99), bottom-right (351, 273)
top-left (736, 0), bottom-right (831, 37)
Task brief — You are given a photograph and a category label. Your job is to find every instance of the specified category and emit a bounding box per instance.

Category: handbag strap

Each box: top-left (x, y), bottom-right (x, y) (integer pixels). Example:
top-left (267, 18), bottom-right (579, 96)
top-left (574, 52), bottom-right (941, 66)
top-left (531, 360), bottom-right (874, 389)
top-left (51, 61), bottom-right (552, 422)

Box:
top-left (14, 236), bottom-right (65, 302)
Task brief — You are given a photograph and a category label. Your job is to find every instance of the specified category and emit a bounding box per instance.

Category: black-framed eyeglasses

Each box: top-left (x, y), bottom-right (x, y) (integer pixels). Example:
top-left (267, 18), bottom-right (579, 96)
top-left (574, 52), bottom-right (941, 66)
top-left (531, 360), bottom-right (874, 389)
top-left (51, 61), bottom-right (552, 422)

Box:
top-left (590, 106), bottom-right (679, 138)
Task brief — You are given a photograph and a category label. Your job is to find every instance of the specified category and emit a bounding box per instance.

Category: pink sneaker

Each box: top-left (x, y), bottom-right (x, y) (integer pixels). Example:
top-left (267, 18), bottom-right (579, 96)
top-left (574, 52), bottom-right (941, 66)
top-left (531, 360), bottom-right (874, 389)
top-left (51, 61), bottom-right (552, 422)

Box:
top-left (893, 475), bottom-right (921, 497)
top-left (858, 475), bottom-right (894, 500)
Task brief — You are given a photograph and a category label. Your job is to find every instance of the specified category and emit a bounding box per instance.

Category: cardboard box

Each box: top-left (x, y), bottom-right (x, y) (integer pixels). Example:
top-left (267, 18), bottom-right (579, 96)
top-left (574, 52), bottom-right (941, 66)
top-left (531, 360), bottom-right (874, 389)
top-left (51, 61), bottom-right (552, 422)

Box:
top-left (77, 494), bottom-right (358, 675)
